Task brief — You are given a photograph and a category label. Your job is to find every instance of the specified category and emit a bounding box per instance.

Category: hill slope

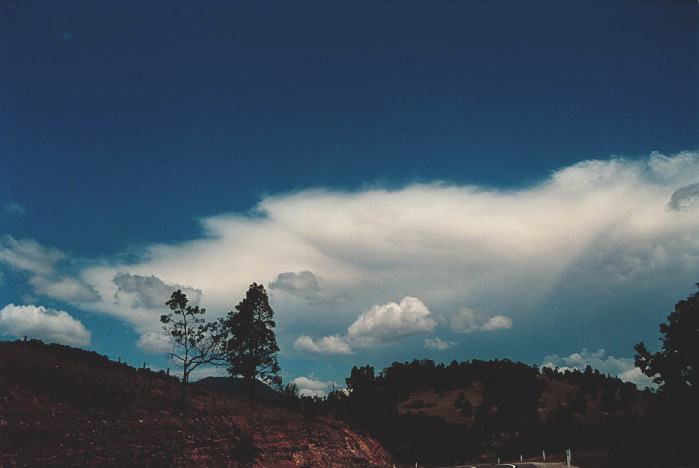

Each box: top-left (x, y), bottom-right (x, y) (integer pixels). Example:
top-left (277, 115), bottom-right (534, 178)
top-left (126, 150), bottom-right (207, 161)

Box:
top-left (320, 359), bottom-right (654, 466)
top-left (0, 340), bottom-right (391, 467)
top-left (195, 377), bottom-right (283, 403)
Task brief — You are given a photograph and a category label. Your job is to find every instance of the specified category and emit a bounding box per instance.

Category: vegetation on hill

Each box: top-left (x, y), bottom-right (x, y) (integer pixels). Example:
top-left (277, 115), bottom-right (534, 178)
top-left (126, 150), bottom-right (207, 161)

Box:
top-left (161, 284), bottom-right (281, 404)
top-left (633, 282), bottom-right (699, 463)
top-left (295, 358), bottom-right (652, 465)
top-left (276, 283), bottom-right (698, 467)
top-left (2, 283), bottom-right (696, 466)
top-left (0, 339), bottom-right (391, 466)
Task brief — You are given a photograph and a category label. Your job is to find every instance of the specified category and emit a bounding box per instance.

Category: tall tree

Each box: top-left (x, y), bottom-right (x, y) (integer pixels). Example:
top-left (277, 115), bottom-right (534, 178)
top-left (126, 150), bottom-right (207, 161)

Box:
top-left (161, 289), bottom-right (225, 403)
top-left (634, 282), bottom-right (699, 460)
top-left (223, 283), bottom-right (280, 397)
top-left (634, 282), bottom-right (699, 395)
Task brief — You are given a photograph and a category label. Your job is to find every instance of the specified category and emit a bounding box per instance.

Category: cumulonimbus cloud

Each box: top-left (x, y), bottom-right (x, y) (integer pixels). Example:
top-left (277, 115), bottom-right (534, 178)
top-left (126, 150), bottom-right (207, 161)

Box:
top-left (0, 303), bottom-right (91, 346)
top-left (0, 151), bottom-right (697, 358)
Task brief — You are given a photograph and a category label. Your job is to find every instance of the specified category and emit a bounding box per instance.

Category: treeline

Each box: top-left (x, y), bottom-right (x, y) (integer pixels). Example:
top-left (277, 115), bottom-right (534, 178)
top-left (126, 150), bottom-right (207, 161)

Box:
top-left (289, 283), bottom-right (699, 466)
top-left (541, 364), bottom-right (642, 413)
top-left (294, 358), bottom-right (648, 464)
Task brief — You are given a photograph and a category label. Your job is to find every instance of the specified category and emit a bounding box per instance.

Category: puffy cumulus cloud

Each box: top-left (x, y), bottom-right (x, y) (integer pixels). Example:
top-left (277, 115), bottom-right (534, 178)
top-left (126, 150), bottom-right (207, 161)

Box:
top-left (113, 272), bottom-right (202, 309)
top-left (450, 308), bottom-right (512, 334)
top-left (292, 376), bottom-right (337, 397)
top-left (137, 331), bottom-right (172, 354)
top-left (424, 337), bottom-right (457, 350)
top-left (269, 271), bottom-right (320, 296)
top-left (542, 348), bottom-right (655, 389)
top-left (2, 151), bottom-right (699, 357)
top-left (0, 303), bottom-right (91, 346)
top-left (294, 335), bottom-right (353, 355)
top-left (296, 297), bottom-right (436, 355)
top-left (346, 297), bottom-right (436, 347)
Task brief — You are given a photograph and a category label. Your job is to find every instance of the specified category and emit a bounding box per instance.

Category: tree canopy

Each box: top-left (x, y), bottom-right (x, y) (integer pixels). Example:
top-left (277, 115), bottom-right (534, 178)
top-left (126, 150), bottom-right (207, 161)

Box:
top-left (635, 282), bottom-right (699, 396)
top-left (161, 289), bottom-right (225, 402)
top-left (222, 283), bottom-right (280, 395)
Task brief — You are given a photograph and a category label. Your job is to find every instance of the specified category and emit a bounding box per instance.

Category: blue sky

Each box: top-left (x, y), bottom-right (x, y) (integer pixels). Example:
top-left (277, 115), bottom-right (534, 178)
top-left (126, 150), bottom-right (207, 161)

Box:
top-left (1, 0), bottom-right (697, 394)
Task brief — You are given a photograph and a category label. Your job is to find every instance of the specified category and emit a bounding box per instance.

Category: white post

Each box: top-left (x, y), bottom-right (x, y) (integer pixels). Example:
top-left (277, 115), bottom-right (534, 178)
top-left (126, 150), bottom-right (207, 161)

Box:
top-left (497, 457), bottom-right (500, 464)
top-left (566, 448), bottom-right (572, 468)
top-left (520, 454), bottom-right (523, 462)
top-left (542, 450), bottom-right (546, 461)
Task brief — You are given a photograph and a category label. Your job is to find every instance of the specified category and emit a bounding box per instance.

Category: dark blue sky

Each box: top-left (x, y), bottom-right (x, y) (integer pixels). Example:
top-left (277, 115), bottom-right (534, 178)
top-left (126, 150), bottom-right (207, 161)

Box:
top-left (0, 0), bottom-right (697, 390)
top-left (2, 0), bottom-right (696, 254)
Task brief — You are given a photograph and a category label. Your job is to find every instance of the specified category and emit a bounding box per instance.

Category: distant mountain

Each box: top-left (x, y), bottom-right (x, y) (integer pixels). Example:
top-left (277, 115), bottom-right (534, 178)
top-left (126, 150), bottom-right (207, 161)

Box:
top-left (0, 339), bottom-right (392, 466)
top-left (195, 376), bottom-right (283, 403)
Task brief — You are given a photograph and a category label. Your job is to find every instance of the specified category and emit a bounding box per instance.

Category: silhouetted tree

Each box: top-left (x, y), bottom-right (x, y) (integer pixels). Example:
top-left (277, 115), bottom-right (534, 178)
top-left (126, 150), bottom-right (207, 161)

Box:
top-left (635, 282), bottom-right (699, 395)
top-left (222, 283), bottom-right (280, 397)
top-left (634, 282), bottom-right (699, 459)
top-left (346, 365), bottom-right (376, 395)
top-left (161, 289), bottom-right (225, 404)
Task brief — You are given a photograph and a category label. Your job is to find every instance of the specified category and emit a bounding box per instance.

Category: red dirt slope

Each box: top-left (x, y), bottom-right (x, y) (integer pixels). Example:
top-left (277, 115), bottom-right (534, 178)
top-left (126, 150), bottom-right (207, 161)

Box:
top-left (0, 340), bottom-right (391, 467)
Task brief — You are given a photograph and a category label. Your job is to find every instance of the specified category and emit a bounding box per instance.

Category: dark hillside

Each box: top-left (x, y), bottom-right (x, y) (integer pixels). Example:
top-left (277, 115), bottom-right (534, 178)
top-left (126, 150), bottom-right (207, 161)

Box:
top-left (0, 340), bottom-right (391, 467)
top-left (314, 359), bottom-right (658, 466)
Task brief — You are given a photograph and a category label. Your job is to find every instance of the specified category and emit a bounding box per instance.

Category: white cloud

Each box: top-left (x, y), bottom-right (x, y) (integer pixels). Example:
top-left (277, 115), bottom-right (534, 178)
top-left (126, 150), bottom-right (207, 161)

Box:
top-left (542, 348), bottom-right (656, 389)
top-left (294, 335), bottom-right (353, 355)
top-left (0, 303), bottom-right (91, 346)
top-left (0, 236), bottom-right (64, 275)
top-left (113, 272), bottom-right (202, 309)
top-left (137, 331), bottom-right (172, 354)
top-left (296, 296), bottom-right (436, 355)
top-left (2, 151), bottom-right (698, 359)
top-left (29, 275), bottom-right (99, 303)
top-left (292, 376), bottom-right (338, 397)
top-left (0, 236), bottom-right (99, 303)
top-left (346, 296), bottom-right (436, 346)
top-left (450, 308), bottom-right (512, 333)
top-left (424, 337), bottom-right (457, 350)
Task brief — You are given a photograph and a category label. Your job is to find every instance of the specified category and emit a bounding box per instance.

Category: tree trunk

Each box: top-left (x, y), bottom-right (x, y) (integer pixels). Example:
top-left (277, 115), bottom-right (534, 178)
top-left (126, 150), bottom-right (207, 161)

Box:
top-left (180, 370), bottom-right (189, 407)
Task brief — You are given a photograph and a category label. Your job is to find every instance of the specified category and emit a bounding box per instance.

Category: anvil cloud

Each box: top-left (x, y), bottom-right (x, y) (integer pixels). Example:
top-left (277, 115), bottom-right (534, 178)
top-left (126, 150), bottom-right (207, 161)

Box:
top-left (1, 151), bottom-right (698, 359)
